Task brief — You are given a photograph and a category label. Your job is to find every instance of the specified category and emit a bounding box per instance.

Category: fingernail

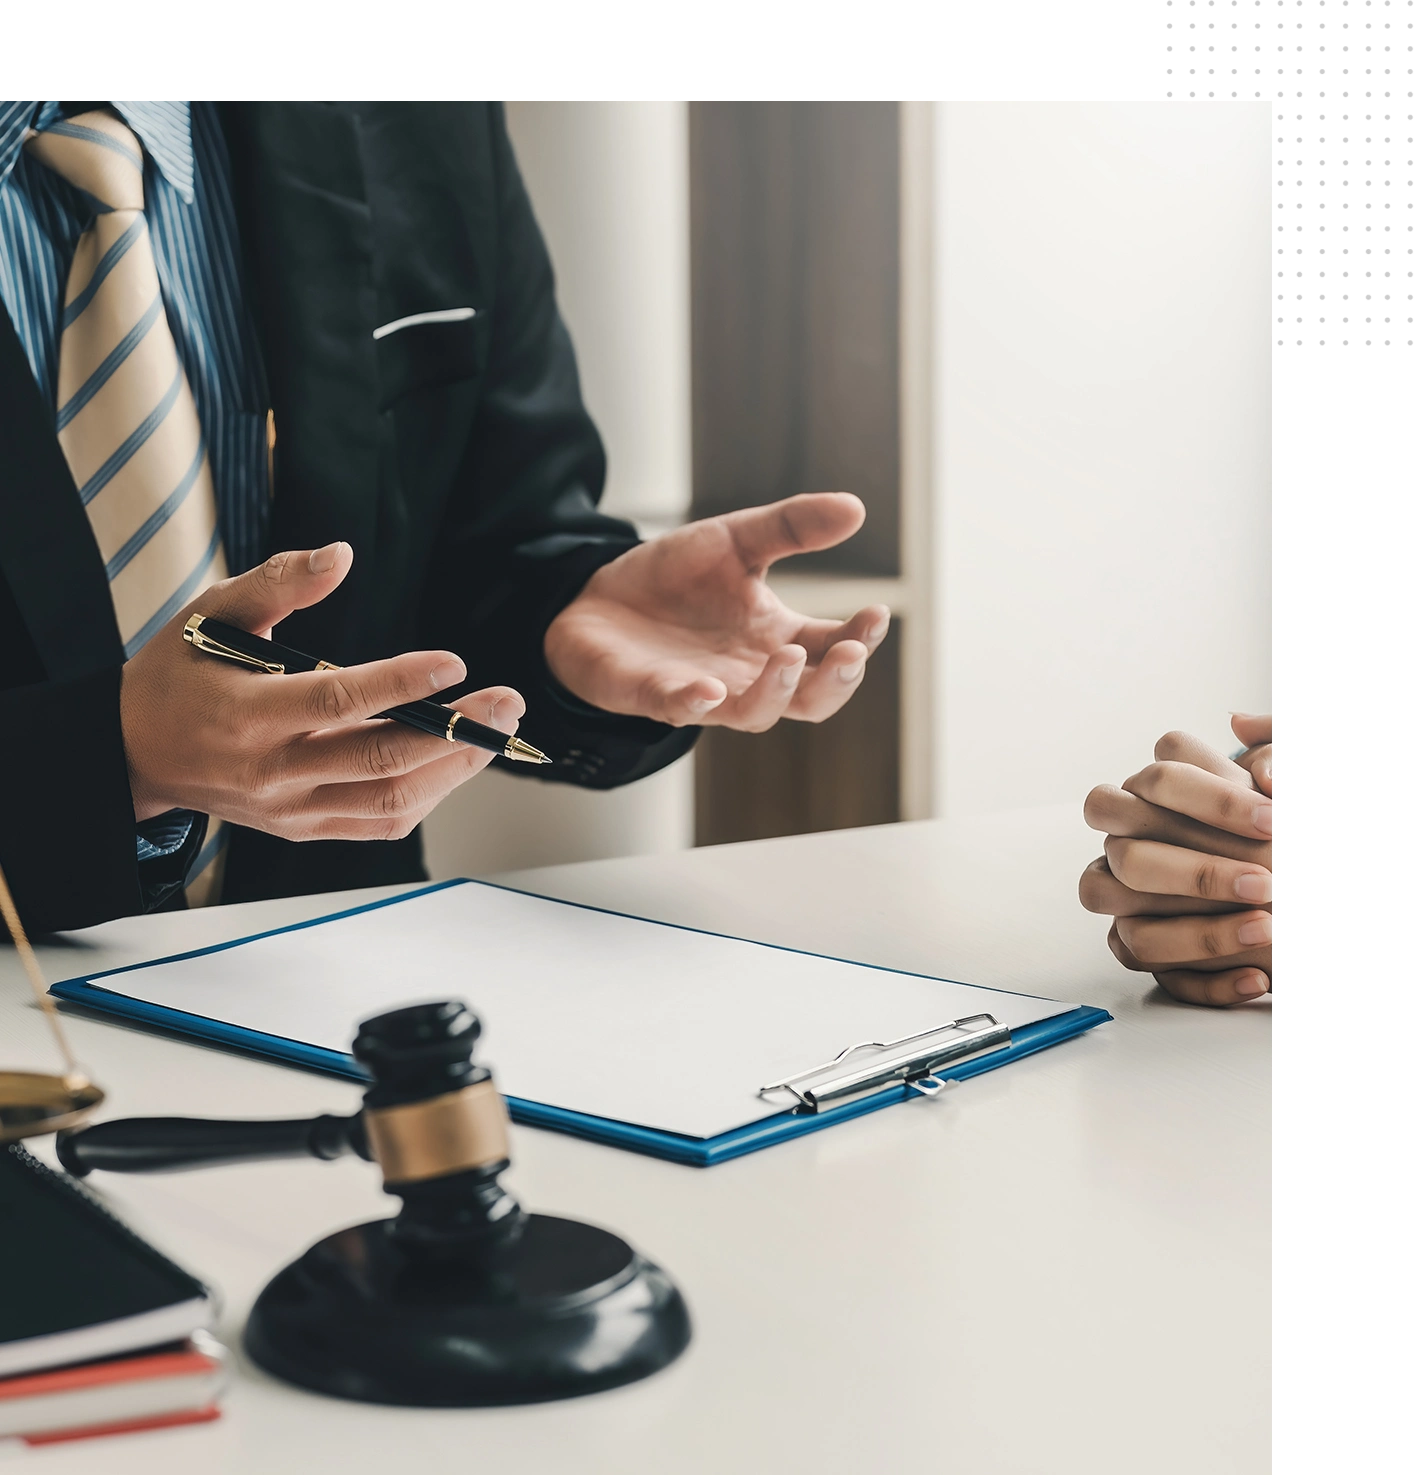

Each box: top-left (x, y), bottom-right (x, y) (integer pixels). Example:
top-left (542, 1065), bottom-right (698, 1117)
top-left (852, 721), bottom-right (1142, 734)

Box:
top-left (838, 661), bottom-right (864, 683)
top-left (1237, 916), bottom-right (1272, 947)
top-left (868, 618), bottom-right (889, 642)
top-left (1252, 804), bottom-right (1273, 835)
top-left (308, 541), bottom-right (344, 574)
top-left (1235, 972), bottom-right (1268, 997)
top-left (1233, 872), bottom-right (1271, 903)
top-left (780, 660), bottom-right (804, 687)
top-left (430, 660), bottom-right (463, 691)
top-left (487, 697), bottom-right (522, 733)
top-left (689, 696), bottom-right (717, 714)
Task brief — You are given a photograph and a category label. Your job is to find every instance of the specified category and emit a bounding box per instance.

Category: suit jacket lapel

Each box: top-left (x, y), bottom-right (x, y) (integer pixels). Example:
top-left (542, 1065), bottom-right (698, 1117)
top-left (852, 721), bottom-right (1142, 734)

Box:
top-left (219, 103), bottom-right (381, 663)
top-left (0, 310), bottom-right (123, 680)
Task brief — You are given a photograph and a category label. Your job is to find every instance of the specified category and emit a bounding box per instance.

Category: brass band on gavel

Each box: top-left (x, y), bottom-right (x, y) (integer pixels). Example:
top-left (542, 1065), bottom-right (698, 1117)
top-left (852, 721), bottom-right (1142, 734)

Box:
top-left (361, 1079), bottom-right (511, 1185)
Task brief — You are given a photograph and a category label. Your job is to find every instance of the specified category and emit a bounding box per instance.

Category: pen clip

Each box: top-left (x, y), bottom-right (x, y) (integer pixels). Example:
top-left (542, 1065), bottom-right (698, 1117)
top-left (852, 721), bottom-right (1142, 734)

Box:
top-left (183, 614), bottom-right (286, 675)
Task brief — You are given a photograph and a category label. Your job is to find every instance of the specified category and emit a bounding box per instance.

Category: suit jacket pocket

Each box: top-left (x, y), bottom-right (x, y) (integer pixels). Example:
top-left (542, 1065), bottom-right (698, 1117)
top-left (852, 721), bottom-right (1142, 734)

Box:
top-left (374, 311), bottom-right (482, 410)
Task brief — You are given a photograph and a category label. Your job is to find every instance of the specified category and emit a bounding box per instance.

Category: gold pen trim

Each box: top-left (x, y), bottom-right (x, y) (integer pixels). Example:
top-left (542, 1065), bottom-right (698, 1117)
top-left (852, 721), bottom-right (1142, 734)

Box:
top-left (448, 711), bottom-right (548, 762)
top-left (503, 735), bottom-right (552, 765)
top-left (182, 614), bottom-right (285, 674)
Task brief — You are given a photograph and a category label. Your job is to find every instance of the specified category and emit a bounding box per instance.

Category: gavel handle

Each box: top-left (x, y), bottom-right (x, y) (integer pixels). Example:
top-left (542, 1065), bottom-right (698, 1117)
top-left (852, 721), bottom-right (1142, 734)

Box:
top-left (56, 1113), bottom-right (368, 1177)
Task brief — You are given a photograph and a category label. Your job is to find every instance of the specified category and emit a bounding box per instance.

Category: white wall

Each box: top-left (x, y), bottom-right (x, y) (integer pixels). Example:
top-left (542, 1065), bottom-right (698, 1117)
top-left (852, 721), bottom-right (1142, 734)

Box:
top-left (926, 103), bottom-right (1272, 818)
top-left (421, 103), bottom-right (695, 879)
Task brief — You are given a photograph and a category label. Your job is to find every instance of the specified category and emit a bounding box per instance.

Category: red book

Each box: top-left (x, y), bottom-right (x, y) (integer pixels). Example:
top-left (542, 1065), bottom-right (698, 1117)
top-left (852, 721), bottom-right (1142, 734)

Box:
top-left (0, 1336), bottom-right (226, 1446)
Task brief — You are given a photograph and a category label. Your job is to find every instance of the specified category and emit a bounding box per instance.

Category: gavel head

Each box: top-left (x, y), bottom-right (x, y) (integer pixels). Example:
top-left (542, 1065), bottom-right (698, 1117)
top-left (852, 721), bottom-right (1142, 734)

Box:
top-left (351, 1001), bottom-right (524, 1261)
top-left (248, 997), bottom-right (692, 1407)
top-left (352, 1000), bottom-right (487, 1109)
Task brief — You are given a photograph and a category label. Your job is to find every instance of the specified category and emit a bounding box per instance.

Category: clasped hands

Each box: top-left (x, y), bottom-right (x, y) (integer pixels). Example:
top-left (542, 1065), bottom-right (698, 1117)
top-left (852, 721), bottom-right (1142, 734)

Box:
top-left (120, 493), bottom-right (887, 841)
top-left (1080, 715), bottom-right (1273, 1007)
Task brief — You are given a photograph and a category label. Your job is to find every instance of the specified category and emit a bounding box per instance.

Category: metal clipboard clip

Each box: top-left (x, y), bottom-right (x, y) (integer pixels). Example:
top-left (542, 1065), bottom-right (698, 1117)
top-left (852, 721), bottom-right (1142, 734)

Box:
top-left (757, 1014), bottom-right (1012, 1114)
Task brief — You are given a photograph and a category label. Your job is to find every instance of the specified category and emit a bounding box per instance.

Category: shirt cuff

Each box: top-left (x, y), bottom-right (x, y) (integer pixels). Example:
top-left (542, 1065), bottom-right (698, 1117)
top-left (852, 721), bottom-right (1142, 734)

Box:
top-left (135, 811), bottom-right (197, 862)
top-left (133, 810), bottom-right (208, 911)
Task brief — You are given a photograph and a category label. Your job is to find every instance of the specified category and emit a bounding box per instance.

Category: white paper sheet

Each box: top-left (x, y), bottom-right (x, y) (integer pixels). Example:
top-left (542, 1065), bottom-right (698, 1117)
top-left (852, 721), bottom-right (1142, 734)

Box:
top-left (77, 882), bottom-right (1071, 1140)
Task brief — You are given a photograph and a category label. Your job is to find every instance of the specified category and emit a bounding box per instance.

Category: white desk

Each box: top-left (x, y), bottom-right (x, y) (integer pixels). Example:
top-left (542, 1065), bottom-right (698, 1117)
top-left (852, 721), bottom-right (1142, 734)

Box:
top-left (2, 805), bottom-right (1270, 1473)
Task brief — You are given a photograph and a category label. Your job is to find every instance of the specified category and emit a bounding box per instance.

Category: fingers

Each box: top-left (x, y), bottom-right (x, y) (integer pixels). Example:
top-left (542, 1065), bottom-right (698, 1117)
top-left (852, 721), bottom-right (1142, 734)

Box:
top-left (282, 687), bottom-right (525, 788)
top-left (708, 646), bottom-right (807, 732)
top-left (1121, 761), bottom-right (1272, 840)
top-left (641, 625), bottom-right (875, 732)
top-left (790, 605), bottom-right (891, 663)
top-left (784, 639), bottom-right (870, 723)
top-left (1104, 836), bottom-right (1273, 905)
top-left (201, 543), bottom-right (353, 636)
top-left (1235, 743), bottom-right (1273, 797)
top-left (724, 493), bottom-right (865, 573)
top-left (640, 673), bottom-right (730, 727)
top-left (252, 648), bottom-right (469, 735)
top-left (1151, 729), bottom-right (1254, 789)
top-left (279, 688), bottom-right (524, 840)
top-left (1115, 908), bottom-right (1273, 966)
top-left (1087, 729), bottom-right (1275, 1008)
top-left (1106, 923), bottom-right (1271, 1007)
top-left (1230, 712), bottom-right (1272, 749)
top-left (445, 685), bottom-right (527, 734)
top-left (278, 719), bottom-right (462, 790)
top-left (1156, 966), bottom-right (1271, 1007)
top-left (578, 644), bottom-right (733, 728)
top-left (1083, 784), bottom-right (1270, 865)
top-left (1231, 714), bottom-right (1273, 796)
top-left (1078, 856), bottom-right (1238, 919)
top-left (298, 746), bottom-right (490, 838)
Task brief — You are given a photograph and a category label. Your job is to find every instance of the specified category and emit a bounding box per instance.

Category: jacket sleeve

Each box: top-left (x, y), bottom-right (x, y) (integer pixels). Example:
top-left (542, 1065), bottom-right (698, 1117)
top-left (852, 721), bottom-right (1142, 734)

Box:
top-left (0, 668), bottom-right (146, 935)
top-left (417, 103), bottom-right (699, 790)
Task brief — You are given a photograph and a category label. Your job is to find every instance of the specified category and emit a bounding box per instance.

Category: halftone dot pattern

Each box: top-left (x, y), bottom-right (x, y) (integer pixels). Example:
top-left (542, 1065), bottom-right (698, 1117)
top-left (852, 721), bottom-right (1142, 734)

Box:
top-left (1165, 0), bottom-right (1414, 347)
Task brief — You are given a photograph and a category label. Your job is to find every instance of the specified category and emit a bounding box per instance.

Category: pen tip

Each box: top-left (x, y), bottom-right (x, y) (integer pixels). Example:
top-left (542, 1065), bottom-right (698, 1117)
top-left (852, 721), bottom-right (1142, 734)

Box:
top-left (503, 736), bottom-right (553, 765)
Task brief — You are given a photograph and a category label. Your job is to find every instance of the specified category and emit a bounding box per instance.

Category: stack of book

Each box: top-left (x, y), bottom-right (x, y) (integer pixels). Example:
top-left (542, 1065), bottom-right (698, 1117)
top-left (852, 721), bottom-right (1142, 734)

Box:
top-left (0, 1142), bottom-right (226, 1448)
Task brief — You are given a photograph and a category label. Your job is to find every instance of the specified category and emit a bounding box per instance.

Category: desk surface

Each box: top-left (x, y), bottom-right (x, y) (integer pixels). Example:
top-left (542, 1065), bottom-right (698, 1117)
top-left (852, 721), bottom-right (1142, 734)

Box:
top-left (2, 805), bottom-right (1270, 1474)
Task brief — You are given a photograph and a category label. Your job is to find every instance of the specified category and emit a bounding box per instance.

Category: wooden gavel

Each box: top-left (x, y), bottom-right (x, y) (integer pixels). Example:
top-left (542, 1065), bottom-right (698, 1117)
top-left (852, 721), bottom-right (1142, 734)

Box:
top-left (58, 999), bottom-right (690, 1406)
top-left (59, 1000), bottom-right (522, 1259)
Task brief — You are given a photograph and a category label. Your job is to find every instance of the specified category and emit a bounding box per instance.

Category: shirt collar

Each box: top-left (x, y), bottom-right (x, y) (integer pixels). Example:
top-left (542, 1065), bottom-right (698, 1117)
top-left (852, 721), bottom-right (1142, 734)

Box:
top-left (0, 101), bottom-right (195, 204)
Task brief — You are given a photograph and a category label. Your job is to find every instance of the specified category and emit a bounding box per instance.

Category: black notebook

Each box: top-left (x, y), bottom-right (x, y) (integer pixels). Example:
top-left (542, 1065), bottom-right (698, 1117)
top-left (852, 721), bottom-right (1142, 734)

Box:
top-left (0, 1144), bottom-right (214, 1378)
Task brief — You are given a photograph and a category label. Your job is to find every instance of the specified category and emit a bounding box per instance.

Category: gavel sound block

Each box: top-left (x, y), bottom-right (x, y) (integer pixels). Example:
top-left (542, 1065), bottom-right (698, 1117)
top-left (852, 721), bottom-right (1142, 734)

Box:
top-left (58, 1001), bottom-right (691, 1407)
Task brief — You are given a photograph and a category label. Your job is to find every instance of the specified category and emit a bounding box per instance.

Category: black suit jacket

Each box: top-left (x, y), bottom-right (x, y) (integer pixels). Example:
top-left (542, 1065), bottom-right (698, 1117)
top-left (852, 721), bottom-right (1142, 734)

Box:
top-left (0, 102), bottom-right (696, 934)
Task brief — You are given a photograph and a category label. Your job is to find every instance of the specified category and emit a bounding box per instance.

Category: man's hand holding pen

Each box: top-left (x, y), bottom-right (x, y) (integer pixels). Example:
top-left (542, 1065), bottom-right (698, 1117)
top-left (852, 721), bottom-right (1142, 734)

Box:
top-left (121, 542), bottom-right (524, 840)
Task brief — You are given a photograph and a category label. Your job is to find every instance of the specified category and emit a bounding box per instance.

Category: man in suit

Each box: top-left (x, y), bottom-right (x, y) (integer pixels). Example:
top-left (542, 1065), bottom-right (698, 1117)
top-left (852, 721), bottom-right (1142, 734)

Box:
top-left (0, 102), bottom-right (889, 934)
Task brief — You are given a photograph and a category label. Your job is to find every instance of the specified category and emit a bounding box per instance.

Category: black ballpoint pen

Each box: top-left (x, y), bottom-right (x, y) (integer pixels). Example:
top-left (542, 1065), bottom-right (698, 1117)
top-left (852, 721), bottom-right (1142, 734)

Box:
top-left (182, 614), bottom-right (552, 765)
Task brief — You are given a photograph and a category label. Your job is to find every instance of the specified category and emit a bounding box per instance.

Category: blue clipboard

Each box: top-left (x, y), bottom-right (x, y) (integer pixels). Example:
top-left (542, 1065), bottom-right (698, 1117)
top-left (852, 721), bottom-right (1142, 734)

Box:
top-left (50, 881), bottom-right (1112, 1168)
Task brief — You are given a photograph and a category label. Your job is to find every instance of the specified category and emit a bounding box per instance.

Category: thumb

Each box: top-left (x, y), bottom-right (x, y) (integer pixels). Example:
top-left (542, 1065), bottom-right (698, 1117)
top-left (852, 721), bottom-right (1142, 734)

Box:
top-left (201, 543), bottom-right (353, 635)
top-left (1230, 712), bottom-right (1272, 749)
top-left (722, 493), bottom-right (865, 573)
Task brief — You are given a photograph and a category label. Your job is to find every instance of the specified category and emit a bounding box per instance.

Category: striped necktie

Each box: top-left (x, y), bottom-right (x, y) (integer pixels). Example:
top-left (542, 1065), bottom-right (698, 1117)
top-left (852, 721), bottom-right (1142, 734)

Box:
top-left (25, 109), bottom-right (228, 905)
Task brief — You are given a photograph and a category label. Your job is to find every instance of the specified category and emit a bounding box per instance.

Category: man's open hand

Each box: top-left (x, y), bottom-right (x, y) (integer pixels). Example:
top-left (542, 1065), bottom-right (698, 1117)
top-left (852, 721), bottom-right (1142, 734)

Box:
top-left (1079, 716), bottom-right (1273, 1007)
top-left (544, 494), bottom-right (890, 730)
top-left (120, 543), bottom-right (521, 840)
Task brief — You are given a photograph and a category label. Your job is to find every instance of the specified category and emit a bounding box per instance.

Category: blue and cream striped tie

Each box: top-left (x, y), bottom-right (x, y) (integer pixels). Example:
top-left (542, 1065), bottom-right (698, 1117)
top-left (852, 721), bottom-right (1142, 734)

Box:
top-left (26, 109), bottom-right (229, 904)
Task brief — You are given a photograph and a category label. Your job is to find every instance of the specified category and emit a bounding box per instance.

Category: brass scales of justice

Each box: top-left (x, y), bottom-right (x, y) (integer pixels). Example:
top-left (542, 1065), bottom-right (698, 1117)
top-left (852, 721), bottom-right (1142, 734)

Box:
top-left (0, 858), bottom-right (690, 1406)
